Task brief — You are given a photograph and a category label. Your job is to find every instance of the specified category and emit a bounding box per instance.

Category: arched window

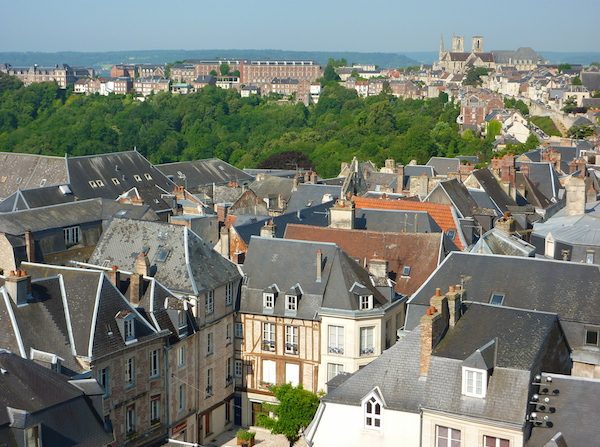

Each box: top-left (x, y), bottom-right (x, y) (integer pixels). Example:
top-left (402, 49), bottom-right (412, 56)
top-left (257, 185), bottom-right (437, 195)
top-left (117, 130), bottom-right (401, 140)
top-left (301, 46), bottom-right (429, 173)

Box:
top-left (364, 396), bottom-right (382, 429)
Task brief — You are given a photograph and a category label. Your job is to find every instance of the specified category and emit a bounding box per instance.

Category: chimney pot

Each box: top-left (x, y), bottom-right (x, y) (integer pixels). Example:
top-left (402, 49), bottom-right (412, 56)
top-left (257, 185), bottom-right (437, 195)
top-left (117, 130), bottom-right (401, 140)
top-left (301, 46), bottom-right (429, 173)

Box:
top-left (435, 287), bottom-right (442, 297)
top-left (316, 250), bottom-right (323, 283)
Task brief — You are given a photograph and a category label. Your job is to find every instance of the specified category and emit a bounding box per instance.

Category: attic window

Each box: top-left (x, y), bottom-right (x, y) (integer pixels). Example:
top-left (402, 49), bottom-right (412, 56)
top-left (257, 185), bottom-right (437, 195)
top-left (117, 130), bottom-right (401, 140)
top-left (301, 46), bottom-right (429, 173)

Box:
top-left (178, 311), bottom-right (188, 337)
top-left (134, 174), bottom-right (142, 182)
top-left (359, 295), bottom-right (373, 310)
top-left (96, 179), bottom-right (105, 187)
top-left (446, 229), bottom-right (456, 239)
top-left (89, 180), bottom-right (98, 188)
top-left (112, 177), bottom-right (120, 185)
top-left (462, 366), bottom-right (487, 398)
top-left (144, 173), bottom-right (153, 180)
top-left (263, 293), bottom-right (275, 309)
top-left (585, 329), bottom-right (599, 346)
top-left (286, 295), bottom-right (297, 311)
top-left (124, 317), bottom-right (135, 343)
top-left (155, 247), bottom-right (170, 263)
top-left (401, 266), bottom-right (411, 277)
top-left (39, 179), bottom-right (47, 187)
top-left (364, 395), bottom-right (382, 429)
top-left (489, 293), bottom-right (505, 306)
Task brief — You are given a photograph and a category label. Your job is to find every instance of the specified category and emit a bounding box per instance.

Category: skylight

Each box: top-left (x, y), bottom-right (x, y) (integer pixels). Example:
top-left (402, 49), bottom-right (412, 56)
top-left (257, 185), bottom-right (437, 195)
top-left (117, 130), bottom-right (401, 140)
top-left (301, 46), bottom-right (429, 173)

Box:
top-left (402, 266), bottom-right (411, 277)
top-left (155, 247), bottom-right (170, 262)
top-left (489, 293), bottom-right (505, 306)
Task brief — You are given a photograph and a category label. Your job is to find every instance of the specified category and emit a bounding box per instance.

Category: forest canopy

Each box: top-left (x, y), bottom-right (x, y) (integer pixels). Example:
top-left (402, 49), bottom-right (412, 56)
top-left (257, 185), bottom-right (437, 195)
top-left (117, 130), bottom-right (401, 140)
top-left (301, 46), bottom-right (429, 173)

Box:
top-left (0, 73), bottom-right (492, 178)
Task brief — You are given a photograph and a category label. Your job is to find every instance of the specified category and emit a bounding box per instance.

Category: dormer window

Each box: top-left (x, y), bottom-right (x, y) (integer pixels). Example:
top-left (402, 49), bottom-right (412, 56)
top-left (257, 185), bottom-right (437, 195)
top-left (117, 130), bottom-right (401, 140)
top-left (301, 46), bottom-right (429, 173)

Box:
top-left (124, 317), bottom-right (135, 342)
top-left (178, 311), bottom-right (188, 337)
top-left (286, 295), bottom-right (297, 311)
top-left (359, 295), bottom-right (373, 310)
top-left (363, 394), bottom-right (382, 429)
top-left (134, 174), bottom-right (142, 182)
top-left (264, 293), bottom-right (274, 309)
top-left (462, 367), bottom-right (487, 398)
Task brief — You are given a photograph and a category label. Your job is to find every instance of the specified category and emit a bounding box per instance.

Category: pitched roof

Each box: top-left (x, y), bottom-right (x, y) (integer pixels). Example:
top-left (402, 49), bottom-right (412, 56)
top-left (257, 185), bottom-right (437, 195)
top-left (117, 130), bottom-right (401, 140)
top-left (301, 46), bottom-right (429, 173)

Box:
top-left (524, 162), bottom-right (562, 202)
top-left (426, 157), bottom-right (461, 176)
top-left (286, 184), bottom-right (341, 212)
top-left (156, 158), bottom-right (254, 190)
top-left (351, 196), bottom-right (464, 249)
top-left (0, 153), bottom-right (68, 201)
top-left (471, 169), bottom-right (517, 213)
top-left (430, 179), bottom-right (481, 218)
top-left (354, 208), bottom-right (441, 233)
top-left (88, 218), bottom-right (240, 295)
top-left (284, 224), bottom-right (447, 296)
top-left (470, 228), bottom-right (536, 257)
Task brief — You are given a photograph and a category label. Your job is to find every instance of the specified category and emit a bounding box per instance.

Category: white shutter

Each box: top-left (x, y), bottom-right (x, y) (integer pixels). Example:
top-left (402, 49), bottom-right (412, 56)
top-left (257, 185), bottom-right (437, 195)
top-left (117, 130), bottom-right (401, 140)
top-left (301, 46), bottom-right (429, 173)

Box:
top-left (285, 363), bottom-right (300, 386)
top-left (262, 360), bottom-right (276, 384)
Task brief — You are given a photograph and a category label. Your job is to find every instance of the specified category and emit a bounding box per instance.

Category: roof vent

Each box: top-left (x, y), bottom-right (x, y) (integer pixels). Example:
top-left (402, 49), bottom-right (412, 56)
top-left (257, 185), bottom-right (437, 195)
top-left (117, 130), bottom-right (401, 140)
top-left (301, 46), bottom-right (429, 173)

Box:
top-left (59, 185), bottom-right (72, 195)
top-left (0, 368), bottom-right (7, 375)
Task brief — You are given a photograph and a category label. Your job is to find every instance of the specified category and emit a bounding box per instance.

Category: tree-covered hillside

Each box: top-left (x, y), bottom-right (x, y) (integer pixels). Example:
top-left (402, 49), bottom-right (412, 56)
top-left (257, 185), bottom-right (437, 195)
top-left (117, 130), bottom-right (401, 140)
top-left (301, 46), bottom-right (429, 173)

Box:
top-left (0, 75), bottom-right (491, 178)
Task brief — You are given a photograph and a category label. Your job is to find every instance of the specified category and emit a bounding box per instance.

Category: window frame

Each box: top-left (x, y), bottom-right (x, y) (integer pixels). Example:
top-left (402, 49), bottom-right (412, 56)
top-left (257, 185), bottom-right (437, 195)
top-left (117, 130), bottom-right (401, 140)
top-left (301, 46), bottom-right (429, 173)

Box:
top-left (205, 290), bottom-right (214, 315)
top-left (207, 332), bottom-right (214, 355)
top-left (286, 294), bottom-right (297, 311)
top-left (99, 366), bottom-right (110, 397)
top-left (483, 435), bottom-right (510, 447)
top-left (178, 345), bottom-right (186, 367)
top-left (489, 293), bottom-right (505, 306)
top-left (149, 349), bottom-right (160, 378)
top-left (462, 366), bottom-right (487, 398)
top-left (436, 425), bottom-right (461, 447)
top-left (63, 225), bottom-right (82, 247)
top-left (364, 395), bottom-right (382, 430)
top-left (126, 404), bottom-right (136, 434)
top-left (234, 360), bottom-right (243, 378)
top-left (585, 328), bottom-right (599, 346)
top-left (328, 325), bottom-right (344, 355)
top-left (177, 311), bottom-right (188, 337)
top-left (178, 383), bottom-right (186, 412)
top-left (359, 294), bottom-right (373, 310)
top-left (125, 357), bottom-right (135, 387)
top-left (150, 395), bottom-right (161, 425)
top-left (360, 326), bottom-right (375, 356)
top-left (206, 368), bottom-right (213, 397)
top-left (225, 282), bottom-right (234, 306)
top-left (285, 325), bottom-right (299, 354)
top-left (262, 322), bottom-right (276, 351)
top-left (327, 363), bottom-right (344, 382)
top-left (263, 292), bottom-right (275, 309)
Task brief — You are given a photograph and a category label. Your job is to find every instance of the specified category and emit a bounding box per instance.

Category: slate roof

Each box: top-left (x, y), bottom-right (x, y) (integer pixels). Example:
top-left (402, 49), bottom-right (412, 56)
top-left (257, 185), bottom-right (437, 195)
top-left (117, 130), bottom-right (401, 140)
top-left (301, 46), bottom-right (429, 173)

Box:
top-left (470, 228), bottom-right (536, 257)
top-left (471, 169), bottom-right (517, 213)
top-left (285, 184), bottom-right (341, 212)
top-left (284, 224), bottom-right (449, 296)
top-left (581, 71), bottom-right (600, 92)
top-left (354, 208), bottom-right (441, 233)
top-left (232, 201), bottom-right (334, 244)
top-left (532, 214), bottom-right (600, 246)
top-left (0, 351), bottom-right (113, 446)
top-left (426, 157), bottom-right (461, 176)
top-left (352, 196), bottom-right (465, 249)
top-left (404, 165), bottom-right (435, 178)
top-left (88, 218), bottom-right (240, 295)
top-left (492, 47), bottom-right (542, 64)
top-left (248, 176), bottom-right (295, 203)
top-left (527, 374), bottom-right (600, 447)
top-left (0, 185), bottom-right (76, 212)
top-left (66, 151), bottom-right (175, 214)
top-left (524, 162), bottom-right (562, 202)
top-left (0, 153), bottom-right (68, 200)
top-left (240, 237), bottom-right (390, 320)
top-left (405, 252), bottom-right (600, 334)
top-left (325, 302), bottom-right (560, 427)
top-left (0, 198), bottom-right (158, 236)
top-left (430, 179), bottom-right (482, 218)
top-left (156, 158), bottom-right (254, 190)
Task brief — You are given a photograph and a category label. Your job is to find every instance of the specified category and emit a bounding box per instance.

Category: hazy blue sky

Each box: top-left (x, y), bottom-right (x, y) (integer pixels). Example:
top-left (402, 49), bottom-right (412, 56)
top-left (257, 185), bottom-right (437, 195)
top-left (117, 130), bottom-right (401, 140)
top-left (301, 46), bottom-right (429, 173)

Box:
top-left (1, 0), bottom-right (599, 53)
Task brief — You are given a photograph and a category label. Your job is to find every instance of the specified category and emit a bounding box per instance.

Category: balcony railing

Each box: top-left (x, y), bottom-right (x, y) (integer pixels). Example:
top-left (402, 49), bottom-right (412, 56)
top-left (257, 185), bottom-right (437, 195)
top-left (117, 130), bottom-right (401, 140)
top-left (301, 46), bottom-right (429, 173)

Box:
top-left (285, 343), bottom-right (299, 354)
top-left (328, 346), bottom-right (344, 355)
top-left (262, 340), bottom-right (276, 352)
top-left (360, 347), bottom-right (375, 356)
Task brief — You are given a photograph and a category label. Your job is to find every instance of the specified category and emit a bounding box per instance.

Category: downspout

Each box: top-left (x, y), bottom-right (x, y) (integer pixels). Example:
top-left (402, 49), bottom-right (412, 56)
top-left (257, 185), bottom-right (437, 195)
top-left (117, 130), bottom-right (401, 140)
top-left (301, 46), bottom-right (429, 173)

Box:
top-left (419, 407), bottom-right (423, 447)
top-left (164, 343), bottom-right (170, 438)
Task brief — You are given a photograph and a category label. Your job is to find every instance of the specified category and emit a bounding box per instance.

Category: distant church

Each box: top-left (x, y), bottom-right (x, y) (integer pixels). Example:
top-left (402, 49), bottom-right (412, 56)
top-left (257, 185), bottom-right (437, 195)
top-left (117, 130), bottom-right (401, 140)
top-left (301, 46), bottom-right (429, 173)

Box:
top-left (436, 35), bottom-right (544, 73)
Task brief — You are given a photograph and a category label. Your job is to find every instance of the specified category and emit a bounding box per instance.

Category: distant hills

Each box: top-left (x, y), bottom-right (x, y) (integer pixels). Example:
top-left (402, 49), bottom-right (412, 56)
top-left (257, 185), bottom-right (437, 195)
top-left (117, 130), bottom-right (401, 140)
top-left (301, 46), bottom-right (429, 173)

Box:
top-left (0, 49), bottom-right (598, 71)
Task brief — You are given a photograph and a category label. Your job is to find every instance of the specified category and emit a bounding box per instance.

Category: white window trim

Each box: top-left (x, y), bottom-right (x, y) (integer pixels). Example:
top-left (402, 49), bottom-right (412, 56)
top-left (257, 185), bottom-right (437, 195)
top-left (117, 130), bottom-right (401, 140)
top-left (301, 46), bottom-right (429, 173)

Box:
top-left (545, 233), bottom-right (555, 258)
top-left (285, 294), bottom-right (297, 311)
top-left (263, 292), bottom-right (275, 309)
top-left (462, 366), bottom-right (487, 398)
top-left (150, 349), bottom-right (160, 378)
top-left (363, 394), bottom-right (383, 430)
top-left (359, 294), bottom-right (373, 310)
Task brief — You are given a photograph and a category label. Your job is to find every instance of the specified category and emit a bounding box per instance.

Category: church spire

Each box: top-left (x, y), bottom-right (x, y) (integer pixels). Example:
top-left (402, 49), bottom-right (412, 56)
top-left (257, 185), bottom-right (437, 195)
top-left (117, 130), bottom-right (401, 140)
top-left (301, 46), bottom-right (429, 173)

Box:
top-left (439, 34), bottom-right (445, 59)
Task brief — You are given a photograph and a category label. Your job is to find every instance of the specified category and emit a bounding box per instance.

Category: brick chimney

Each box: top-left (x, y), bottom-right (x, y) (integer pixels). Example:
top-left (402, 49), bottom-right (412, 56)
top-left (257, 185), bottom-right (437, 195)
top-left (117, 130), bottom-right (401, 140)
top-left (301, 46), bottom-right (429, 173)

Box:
top-left (368, 259), bottom-right (388, 279)
top-left (310, 171), bottom-right (317, 184)
top-left (384, 158), bottom-right (396, 173)
top-left (129, 273), bottom-right (143, 307)
top-left (24, 230), bottom-right (35, 263)
top-left (134, 252), bottom-right (150, 277)
top-left (494, 211), bottom-right (516, 234)
top-left (395, 165), bottom-right (405, 193)
top-left (260, 219), bottom-right (276, 238)
top-left (329, 199), bottom-right (355, 229)
top-left (108, 265), bottom-right (121, 287)
top-left (446, 285), bottom-right (463, 329)
top-left (5, 269), bottom-right (31, 306)
top-left (420, 288), bottom-right (449, 376)
top-left (520, 163), bottom-right (530, 177)
top-left (220, 226), bottom-right (230, 259)
top-left (316, 250), bottom-right (323, 283)
top-left (565, 176), bottom-right (586, 216)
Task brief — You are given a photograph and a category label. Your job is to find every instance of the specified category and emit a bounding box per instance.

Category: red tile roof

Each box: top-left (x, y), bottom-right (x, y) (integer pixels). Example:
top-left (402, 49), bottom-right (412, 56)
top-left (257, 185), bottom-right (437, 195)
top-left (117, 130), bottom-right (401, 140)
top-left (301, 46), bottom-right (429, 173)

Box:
top-left (351, 196), bottom-right (464, 249)
top-left (284, 224), bottom-right (443, 296)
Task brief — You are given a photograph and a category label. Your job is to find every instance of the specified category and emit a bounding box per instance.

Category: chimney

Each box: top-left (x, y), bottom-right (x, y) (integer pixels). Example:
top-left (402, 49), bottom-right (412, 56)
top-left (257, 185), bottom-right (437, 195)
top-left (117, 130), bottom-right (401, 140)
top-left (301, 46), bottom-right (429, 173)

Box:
top-left (25, 230), bottom-right (35, 263)
top-left (292, 175), bottom-right (299, 192)
top-left (5, 269), bottom-right (32, 306)
top-left (520, 163), bottom-right (530, 177)
top-left (395, 165), bottom-right (405, 193)
top-left (329, 199), bottom-right (355, 229)
top-left (494, 211), bottom-right (516, 234)
top-left (565, 176), bottom-right (586, 216)
top-left (304, 171), bottom-right (310, 183)
top-left (446, 285), bottom-right (463, 329)
top-left (316, 250), bottom-right (323, 283)
top-left (108, 265), bottom-right (121, 287)
top-left (220, 226), bottom-right (230, 259)
top-left (129, 273), bottom-right (143, 307)
top-left (260, 219), bottom-right (276, 238)
top-left (368, 259), bottom-right (388, 278)
top-left (310, 172), bottom-right (317, 184)
top-left (134, 252), bottom-right (150, 277)
top-left (384, 158), bottom-right (396, 173)
top-left (419, 288), bottom-right (449, 376)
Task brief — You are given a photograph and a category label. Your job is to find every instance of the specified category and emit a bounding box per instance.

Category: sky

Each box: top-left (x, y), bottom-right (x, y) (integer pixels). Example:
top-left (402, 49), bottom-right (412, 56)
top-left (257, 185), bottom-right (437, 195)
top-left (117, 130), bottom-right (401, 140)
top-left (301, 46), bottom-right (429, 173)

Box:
top-left (1, 0), bottom-right (599, 53)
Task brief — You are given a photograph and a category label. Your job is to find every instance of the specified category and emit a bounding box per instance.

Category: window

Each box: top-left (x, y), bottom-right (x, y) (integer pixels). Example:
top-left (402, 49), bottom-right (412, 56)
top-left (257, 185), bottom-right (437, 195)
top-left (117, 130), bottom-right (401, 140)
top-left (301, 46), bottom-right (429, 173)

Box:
top-left (150, 395), bottom-right (160, 424)
top-left (235, 322), bottom-right (243, 338)
top-left (285, 325), bottom-right (299, 354)
top-left (124, 318), bottom-right (135, 342)
top-left (359, 295), bottom-right (373, 310)
top-left (144, 173), bottom-right (153, 180)
top-left (125, 357), bottom-right (135, 387)
top-left (262, 359), bottom-right (276, 385)
top-left (178, 345), bottom-right (186, 367)
top-left (178, 384), bottom-right (186, 412)
top-left (96, 179), bottom-right (105, 187)
top-left (328, 325), bottom-right (344, 354)
top-left (327, 363), bottom-right (344, 381)
top-left (25, 425), bottom-right (41, 447)
top-left (234, 360), bottom-right (243, 378)
top-left (401, 265), bottom-right (411, 277)
top-left (462, 367), bottom-right (486, 397)
top-left (489, 293), bottom-right (505, 306)
top-left (286, 295), bottom-right (297, 311)
top-left (263, 293), bottom-right (274, 309)
top-left (360, 327), bottom-right (374, 356)
top-left (436, 426), bottom-right (461, 447)
top-left (285, 363), bottom-right (300, 386)
top-left (150, 349), bottom-right (159, 378)
top-left (364, 396), bottom-right (382, 429)
top-left (134, 174), bottom-right (142, 182)
top-left (226, 323), bottom-right (232, 342)
top-left (206, 368), bottom-right (213, 397)
top-left (586, 251), bottom-right (595, 264)
top-left (484, 436), bottom-right (509, 447)
top-left (99, 366), bottom-right (110, 397)
top-left (263, 322), bottom-right (276, 351)
top-left (207, 332), bottom-right (214, 355)
top-left (225, 282), bottom-right (234, 305)
top-left (112, 177), bottom-right (120, 185)
top-left (585, 329), bottom-right (599, 346)
top-left (446, 229), bottom-right (456, 240)
top-left (545, 234), bottom-right (555, 258)
top-left (88, 180), bottom-right (98, 188)
top-left (126, 404), bottom-right (136, 434)
top-left (226, 357), bottom-right (233, 385)
top-left (63, 226), bottom-right (81, 246)
top-left (205, 290), bottom-right (214, 315)
top-left (177, 311), bottom-right (188, 337)
top-left (225, 399), bottom-right (231, 422)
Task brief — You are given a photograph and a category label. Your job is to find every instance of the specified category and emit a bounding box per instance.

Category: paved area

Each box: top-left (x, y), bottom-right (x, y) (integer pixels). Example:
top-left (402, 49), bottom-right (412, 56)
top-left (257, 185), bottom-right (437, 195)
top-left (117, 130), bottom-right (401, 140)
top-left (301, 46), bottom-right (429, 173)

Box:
top-left (164, 426), bottom-right (308, 447)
